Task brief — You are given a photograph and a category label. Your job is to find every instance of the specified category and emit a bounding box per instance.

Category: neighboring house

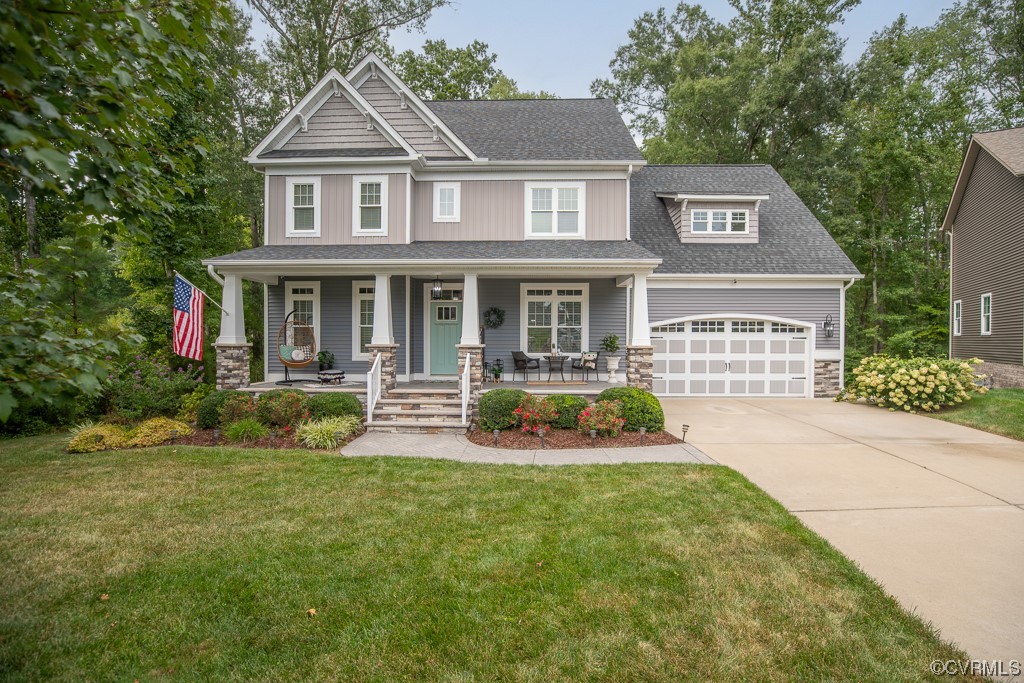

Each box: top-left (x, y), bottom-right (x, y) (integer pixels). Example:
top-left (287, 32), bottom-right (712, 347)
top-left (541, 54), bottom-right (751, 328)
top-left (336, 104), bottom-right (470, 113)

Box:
top-left (943, 127), bottom-right (1024, 388)
top-left (202, 53), bottom-right (861, 425)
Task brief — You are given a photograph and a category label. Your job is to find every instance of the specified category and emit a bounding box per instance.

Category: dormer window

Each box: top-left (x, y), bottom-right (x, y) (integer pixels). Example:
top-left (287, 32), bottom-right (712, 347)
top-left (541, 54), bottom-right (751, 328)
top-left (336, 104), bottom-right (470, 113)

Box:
top-left (692, 209), bottom-right (748, 234)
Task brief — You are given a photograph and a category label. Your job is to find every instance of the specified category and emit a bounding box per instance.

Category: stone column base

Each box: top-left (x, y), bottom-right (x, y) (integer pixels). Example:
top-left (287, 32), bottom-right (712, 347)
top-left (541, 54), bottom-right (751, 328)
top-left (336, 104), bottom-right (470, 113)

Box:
top-left (814, 360), bottom-right (841, 398)
top-left (215, 343), bottom-right (252, 389)
top-left (626, 345), bottom-right (654, 392)
top-left (367, 343), bottom-right (399, 392)
top-left (457, 344), bottom-right (485, 418)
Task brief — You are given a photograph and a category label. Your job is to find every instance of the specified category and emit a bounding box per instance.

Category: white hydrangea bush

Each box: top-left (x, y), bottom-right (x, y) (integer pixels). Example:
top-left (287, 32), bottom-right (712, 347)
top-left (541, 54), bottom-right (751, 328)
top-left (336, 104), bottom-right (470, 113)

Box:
top-left (838, 355), bottom-right (987, 412)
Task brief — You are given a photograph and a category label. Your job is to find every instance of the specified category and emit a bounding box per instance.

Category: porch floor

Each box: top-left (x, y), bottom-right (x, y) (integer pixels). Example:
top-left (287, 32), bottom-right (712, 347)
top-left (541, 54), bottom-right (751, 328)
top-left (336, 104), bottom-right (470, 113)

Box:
top-left (240, 379), bottom-right (621, 396)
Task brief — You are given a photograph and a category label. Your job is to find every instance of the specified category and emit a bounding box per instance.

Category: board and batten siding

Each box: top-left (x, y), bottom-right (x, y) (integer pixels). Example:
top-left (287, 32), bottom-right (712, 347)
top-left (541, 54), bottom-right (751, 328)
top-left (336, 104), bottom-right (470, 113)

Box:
top-left (647, 288), bottom-right (841, 352)
top-left (266, 173), bottom-right (407, 245)
top-left (411, 179), bottom-right (628, 241)
top-left (410, 278), bottom-right (627, 375)
top-left (266, 276), bottom-right (407, 379)
top-left (950, 148), bottom-right (1024, 365)
top-left (357, 78), bottom-right (460, 158)
top-left (663, 199), bottom-right (760, 244)
top-left (281, 94), bottom-right (397, 151)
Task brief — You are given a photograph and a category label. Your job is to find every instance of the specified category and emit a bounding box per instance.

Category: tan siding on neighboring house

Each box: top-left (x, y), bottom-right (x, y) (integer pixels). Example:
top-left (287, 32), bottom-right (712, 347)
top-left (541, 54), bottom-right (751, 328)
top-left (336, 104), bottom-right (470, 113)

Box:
top-left (669, 200), bottom-right (759, 244)
top-left (411, 179), bottom-right (627, 241)
top-left (282, 94), bottom-right (396, 151)
top-left (950, 149), bottom-right (1024, 365)
top-left (267, 173), bottom-right (407, 245)
top-left (357, 78), bottom-right (461, 158)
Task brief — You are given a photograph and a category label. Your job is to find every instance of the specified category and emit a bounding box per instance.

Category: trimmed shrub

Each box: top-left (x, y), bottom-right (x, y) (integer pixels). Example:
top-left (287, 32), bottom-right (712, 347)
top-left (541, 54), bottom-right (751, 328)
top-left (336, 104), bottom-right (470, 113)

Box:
top-left (595, 387), bottom-right (665, 432)
top-left (307, 392), bottom-right (363, 419)
top-left (106, 353), bottom-right (203, 421)
top-left (546, 394), bottom-right (590, 430)
top-left (256, 389), bottom-right (309, 427)
top-left (196, 389), bottom-right (246, 429)
top-left (178, 383), bottom-right (215, 423)
top-left (578, 400), bottom-right (626, 437)
top-left (219, 393), bottom-right (257, 425)
top-left (129, 418), bottom-right (193, 448)
top-left (478, 389), bottom-right (527, 431)
top-left (67, 424), bottom-right (130, 453)
top-left (839, 355), bottom-right (986, 412)
top-left (224, 418), bottom-right (270, 443)
top-left (296, 416), bottom-right (362, 449)
top-left (513, 394), bottom-right (559, 434)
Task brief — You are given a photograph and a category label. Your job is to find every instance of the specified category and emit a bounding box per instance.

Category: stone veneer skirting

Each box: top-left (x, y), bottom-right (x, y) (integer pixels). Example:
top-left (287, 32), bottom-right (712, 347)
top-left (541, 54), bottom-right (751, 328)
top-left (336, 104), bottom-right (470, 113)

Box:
top-left (814, 360), bottom-right (841, 398)
top-left (215, 343), bottom-right (252, 389)
top-left (457, 344), bottom-right (485, 418)
top-left (367, 344), bottom-right (399, 392)
top-left (626, 345), bottom-right (654, 392)
top-left (975, 361), bottom-right (1024, 388)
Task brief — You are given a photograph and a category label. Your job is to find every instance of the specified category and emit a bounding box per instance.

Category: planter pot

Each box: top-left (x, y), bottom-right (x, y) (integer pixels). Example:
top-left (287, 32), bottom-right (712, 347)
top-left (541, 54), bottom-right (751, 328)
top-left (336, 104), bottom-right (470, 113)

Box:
top-left (606, 356), bottom-right (621, 383)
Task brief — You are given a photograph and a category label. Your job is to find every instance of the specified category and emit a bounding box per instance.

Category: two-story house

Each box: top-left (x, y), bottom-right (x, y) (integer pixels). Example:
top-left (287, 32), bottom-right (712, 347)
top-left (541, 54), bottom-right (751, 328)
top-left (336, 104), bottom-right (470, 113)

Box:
top-left (202, 53), bottom-right (861, 428)
top-left (943, 127), bottom-right (1024, 387)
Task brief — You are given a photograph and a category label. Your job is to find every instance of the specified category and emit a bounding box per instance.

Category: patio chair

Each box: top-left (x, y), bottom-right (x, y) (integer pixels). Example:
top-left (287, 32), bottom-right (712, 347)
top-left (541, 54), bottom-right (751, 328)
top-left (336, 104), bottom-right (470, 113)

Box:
top-left (511, 351), bottom-right (540, 381)
top-left (571, 351), bottom-right (600, 382)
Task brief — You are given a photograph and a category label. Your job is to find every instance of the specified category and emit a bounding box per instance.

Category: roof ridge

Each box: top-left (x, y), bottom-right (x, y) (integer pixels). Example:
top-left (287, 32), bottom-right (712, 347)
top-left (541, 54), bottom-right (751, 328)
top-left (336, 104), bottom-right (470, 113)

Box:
top-left (642, 163), bottom-right (772, 168)
top-left (426, 97), bottom-right (605, 103)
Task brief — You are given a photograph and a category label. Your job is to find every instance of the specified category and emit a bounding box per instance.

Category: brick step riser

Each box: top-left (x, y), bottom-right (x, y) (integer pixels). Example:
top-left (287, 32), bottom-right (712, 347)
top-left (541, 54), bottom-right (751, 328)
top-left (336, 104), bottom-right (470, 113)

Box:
top-left (377, 405), bottom-right (462, 413)
top-left (387, 392), bottom-right (461, 400)
top-left (366, 424), bottom-right (469, 434)
top-left (371, 414), bottom-right (464, 423)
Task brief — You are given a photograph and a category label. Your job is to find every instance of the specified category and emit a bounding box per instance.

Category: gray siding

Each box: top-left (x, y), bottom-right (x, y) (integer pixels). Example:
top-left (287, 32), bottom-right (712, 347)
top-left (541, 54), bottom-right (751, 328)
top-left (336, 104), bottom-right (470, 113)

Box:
top-left (282, 93), bottom-right (396, 151)
top-left (647, 287), bottom-right (841, 351)
top-left (950, 148), bottom-right (1024, 365)
top-left (267, 276), bottom-right (407, 379)
top-left (357, 78), bottom-right (461, 158)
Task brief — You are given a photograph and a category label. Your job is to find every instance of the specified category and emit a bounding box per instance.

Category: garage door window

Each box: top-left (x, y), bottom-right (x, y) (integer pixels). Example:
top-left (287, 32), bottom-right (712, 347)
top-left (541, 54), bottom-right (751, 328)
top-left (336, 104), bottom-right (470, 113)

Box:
top-left (691, 320), bottom-right (725, 333)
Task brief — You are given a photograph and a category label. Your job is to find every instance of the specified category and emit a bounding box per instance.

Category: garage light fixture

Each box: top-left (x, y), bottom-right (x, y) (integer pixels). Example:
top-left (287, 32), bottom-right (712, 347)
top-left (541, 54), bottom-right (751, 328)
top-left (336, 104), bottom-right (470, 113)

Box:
top-left (823, 314), bottom-right (835, 338)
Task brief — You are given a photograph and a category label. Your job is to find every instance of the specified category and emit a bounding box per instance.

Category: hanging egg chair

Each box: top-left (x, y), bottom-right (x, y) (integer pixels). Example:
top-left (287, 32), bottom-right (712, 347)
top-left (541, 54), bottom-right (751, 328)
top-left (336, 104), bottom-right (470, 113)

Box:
top-left (276, 310), bottom-right (317, 384)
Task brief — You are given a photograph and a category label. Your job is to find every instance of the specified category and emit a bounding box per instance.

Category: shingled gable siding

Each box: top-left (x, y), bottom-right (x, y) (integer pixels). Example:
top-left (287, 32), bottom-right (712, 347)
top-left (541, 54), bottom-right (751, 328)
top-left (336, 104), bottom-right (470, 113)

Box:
top-left (950, 148), bottom-right (1024, 366)
top-left (281, 94), bottom-right (397, 151)
top-left (266, 174), bottom-right (407, 245)
top-left (409, 277), bottom-right (627, 375)
top-left (356, 77), bottom-right (460, 158)
top-left (647, 288), bottom-right (841, 352)
top-left (267, 276), bottom-right (407, 379)
top-left (410, 179), bottom-right (628, 241)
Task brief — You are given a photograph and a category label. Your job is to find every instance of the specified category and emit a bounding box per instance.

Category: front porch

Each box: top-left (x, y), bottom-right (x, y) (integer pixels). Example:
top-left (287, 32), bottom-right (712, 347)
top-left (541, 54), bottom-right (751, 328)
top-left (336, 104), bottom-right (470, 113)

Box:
top-left (239, 378), bottom-right (621, 398)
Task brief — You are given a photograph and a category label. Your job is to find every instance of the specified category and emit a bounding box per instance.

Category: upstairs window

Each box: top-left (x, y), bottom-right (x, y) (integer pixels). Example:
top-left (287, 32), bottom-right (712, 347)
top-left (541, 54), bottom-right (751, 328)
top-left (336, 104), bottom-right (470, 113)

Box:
top-left (433, 182), bottom-right (461, 222)
top-left (525, 182), bottom-right (585, 238)
top-left (980, 294), bottom-right (992, 335)
top-left (953, 300), bottom-right (962, 336)
top-left (691, 209), bottom-right (748, 233)
top-left (286, 177), bottom-right (320, 237)
top-left (353, 175), bottom-right (388, 235)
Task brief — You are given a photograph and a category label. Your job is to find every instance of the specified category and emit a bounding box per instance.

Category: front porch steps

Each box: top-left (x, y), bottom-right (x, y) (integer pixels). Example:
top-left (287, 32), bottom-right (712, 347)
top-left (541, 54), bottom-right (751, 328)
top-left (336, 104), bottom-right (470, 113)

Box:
top-left (366, 388), bottom-right (469, 434)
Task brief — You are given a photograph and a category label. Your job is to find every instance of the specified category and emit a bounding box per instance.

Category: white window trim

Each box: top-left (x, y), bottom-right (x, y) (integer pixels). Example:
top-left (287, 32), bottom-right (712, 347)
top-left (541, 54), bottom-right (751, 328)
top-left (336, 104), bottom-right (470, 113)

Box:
top-left (285, 176), bottom-right (321, 237)
top-left (432, 181), bottom-right (461, 223)
top-left (953, 299), bottom-right (962, 336)
top-left (352, 280), bottom-right (375, 360)
top-left (352, 175), bottom-right (388, 236)
top-left (524, 181), bottom-right (586, 239)
top-left (980, 293), bottom-right (992, 335)
top-left (691, 208), bottom-right (749, 234)
top-left (284, 281), bottom-right (321, 351)
top-left (519, 283), bottom-right (590, 357)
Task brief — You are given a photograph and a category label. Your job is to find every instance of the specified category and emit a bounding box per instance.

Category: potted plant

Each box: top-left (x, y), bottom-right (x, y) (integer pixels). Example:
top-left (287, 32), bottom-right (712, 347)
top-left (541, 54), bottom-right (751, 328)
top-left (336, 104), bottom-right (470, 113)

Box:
top-left (600, 334), bottom-right (621, 383)
top-left (316, 350), bottom-right (335, 371)
top-left (491, 364), bottom-right (503, 383)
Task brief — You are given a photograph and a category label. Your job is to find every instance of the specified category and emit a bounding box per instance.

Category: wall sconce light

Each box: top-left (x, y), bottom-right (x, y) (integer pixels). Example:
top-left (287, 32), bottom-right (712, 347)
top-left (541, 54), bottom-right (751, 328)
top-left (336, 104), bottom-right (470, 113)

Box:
top-left (823, 314), bottom-right (835, 338)
top-left (431, 277), bottom-right (444, 300)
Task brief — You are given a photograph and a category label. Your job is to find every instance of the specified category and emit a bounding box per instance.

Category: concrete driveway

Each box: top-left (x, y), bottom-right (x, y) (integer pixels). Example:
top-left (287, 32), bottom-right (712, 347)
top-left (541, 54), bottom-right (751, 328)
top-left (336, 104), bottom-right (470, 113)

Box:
top-left (663, 398), bottom-right (1024, 667)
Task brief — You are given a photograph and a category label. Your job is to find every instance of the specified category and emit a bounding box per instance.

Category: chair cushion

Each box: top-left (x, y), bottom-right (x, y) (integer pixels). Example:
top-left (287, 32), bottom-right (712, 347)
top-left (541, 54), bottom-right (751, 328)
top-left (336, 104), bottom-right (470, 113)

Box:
top-left (279, 344), bottom-right (295, 359)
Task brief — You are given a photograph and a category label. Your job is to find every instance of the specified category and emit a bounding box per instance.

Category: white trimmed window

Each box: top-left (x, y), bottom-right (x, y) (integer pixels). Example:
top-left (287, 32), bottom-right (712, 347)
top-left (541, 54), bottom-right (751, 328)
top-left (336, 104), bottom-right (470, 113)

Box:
top-left (352, 282), bottom-right (375, 359)
top-left (525, 182), bottom-right (585, 238)
top-left (284, 281), bottom-right (320, 346)
top-left (953, 300), bottom-right (962, 336)
top-left (691, 209), bottom-right (748, 233)
top-left (352, 175), bottom-right (388, 235)
top-left (980, 293), bottom-right (992, 335)
top-left (433, 182), bottom-right (460, 222)
top-left (521, 284), bottom-right (589, 355)
top-left (286, 177), bottom-right (321, 237)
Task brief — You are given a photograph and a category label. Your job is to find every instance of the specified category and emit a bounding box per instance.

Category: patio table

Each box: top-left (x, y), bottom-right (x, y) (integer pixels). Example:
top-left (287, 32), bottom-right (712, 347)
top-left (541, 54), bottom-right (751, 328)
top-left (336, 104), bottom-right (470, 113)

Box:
top-left (545, 355), bottom-right (568, 382)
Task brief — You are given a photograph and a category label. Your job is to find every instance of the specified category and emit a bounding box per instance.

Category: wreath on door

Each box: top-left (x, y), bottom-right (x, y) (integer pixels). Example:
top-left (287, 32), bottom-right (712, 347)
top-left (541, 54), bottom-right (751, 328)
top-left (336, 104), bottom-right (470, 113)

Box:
top-left (483, 306), bottom-right (505, 329)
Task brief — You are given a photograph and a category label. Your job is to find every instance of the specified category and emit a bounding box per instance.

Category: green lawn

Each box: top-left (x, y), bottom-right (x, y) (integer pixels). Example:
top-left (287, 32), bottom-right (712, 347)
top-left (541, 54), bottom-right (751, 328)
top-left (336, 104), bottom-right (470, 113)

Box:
top-left (930, 388), bottom-right (1024, 441)
top-left (0, 435), bottom-right (977, 682)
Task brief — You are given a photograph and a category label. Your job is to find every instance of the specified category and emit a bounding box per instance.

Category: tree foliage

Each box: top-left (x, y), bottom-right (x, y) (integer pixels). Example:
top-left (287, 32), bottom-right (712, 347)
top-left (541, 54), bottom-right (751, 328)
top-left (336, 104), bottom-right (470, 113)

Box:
top-left (393, 40), bottom-right (501, 100)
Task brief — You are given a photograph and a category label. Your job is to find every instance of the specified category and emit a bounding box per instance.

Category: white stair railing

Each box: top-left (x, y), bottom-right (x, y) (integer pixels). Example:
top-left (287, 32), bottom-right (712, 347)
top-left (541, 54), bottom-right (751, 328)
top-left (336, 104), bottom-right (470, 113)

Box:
top-left (460, 351), bottom-right (471, 424)
top-left (366, 352), bottom-right (382, 424)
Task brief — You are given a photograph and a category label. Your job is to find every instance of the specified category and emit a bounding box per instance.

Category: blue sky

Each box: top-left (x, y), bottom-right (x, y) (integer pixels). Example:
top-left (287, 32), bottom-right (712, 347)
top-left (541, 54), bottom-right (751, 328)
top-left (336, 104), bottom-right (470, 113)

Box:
top-left (246, 0), bottom-right (955, 98)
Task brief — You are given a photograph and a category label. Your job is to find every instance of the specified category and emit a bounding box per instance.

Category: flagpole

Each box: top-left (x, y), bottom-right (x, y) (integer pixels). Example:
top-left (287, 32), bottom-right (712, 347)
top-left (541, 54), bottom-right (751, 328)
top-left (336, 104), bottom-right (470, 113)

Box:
top-left (173, 270), bottom-right (229, 315)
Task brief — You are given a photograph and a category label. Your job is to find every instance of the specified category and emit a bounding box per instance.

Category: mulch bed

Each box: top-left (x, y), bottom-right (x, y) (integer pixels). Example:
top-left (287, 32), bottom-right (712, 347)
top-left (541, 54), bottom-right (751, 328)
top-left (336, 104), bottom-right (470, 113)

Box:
top-left (174, 428), bottom-right (364, 450)
top-left (467, 427), bottom-right (681, 450)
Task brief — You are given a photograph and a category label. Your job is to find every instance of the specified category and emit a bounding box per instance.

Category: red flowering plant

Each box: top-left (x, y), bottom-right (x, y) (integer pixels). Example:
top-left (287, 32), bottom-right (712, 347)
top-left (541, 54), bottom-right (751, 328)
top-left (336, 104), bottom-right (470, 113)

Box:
top-left (512, 394), bottom-right (559, 434)
top-left (577, 400), bottom-right (626, 437)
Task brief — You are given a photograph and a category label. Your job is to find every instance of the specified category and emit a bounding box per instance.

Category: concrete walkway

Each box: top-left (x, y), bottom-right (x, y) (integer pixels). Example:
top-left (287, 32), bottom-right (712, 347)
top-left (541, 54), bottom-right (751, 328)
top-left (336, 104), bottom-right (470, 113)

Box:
top-left (340, 432), bottom-right (716, 466)
top-left (661, 397), bottom-right (1024, 668)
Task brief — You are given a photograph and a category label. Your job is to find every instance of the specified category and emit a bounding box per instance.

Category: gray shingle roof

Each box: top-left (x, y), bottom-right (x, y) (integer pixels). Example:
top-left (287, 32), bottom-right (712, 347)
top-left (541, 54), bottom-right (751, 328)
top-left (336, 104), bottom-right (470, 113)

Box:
top-left (631, 165), bottom-right (861, 276)
top-left (425, 99), bottom-right (646, 162)
top-left (206, 240), bottom-right (660, 263)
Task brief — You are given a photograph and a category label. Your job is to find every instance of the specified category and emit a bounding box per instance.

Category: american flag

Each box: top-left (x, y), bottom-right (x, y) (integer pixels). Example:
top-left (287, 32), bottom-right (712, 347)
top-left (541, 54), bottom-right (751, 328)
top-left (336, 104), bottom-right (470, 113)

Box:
top-left (173, 274), bottom-right (205, 360)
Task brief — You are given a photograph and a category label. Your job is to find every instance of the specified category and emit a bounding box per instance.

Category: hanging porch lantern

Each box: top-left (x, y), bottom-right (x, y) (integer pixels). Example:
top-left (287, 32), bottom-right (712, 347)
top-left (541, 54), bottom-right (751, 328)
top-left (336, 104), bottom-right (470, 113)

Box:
top-left (431, 277), bottom-right (444, 300)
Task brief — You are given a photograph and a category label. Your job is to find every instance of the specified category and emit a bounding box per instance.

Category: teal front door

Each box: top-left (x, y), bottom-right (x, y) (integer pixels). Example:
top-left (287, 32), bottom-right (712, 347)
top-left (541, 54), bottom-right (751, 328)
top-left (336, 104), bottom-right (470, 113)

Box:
top-left (429, 301), bottom-right (462, 375)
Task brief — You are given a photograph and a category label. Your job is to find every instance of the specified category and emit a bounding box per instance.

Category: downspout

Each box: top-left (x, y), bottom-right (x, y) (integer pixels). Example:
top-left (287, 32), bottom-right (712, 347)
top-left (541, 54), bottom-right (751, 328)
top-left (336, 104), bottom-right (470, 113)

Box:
top-left (207, 265), bottom-right (225, 286)
top-left (946, 230), bottom-right (953, 360)
top-left (841, 277), bottom-right (856, 391)
top-left (625, 164), bottom-right (634, 240)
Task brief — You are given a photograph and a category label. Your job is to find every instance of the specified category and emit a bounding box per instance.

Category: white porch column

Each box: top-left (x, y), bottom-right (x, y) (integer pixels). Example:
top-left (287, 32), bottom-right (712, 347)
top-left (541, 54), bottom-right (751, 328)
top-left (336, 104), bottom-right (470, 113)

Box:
top-left (216, 274), bottom-right (246, 344)
top-left (460, 273), bottom-right (480, 345)
top-left (629, 273), bottom-right (651, 345)
top-left (371, 273), bottom-right (393, 345)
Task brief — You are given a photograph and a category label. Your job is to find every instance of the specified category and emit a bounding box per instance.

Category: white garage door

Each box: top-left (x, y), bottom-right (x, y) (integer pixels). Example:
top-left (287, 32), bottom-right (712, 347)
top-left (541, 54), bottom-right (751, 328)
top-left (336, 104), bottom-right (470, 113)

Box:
top-left (651, 318), bottom-right (812, 397)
